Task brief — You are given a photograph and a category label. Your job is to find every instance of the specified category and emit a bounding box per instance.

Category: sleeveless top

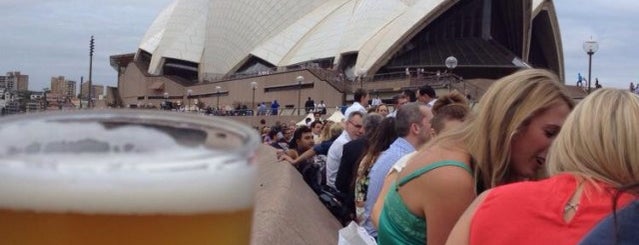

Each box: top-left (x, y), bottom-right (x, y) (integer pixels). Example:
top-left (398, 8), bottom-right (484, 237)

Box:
top-left (377, 160), bottom-right (472, 245)
top-left (469, 174), bottom-right (633, 245)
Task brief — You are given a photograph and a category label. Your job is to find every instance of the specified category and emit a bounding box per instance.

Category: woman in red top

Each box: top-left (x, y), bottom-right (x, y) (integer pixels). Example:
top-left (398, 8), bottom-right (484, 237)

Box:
top-left (446, 88), bottom-right (639, 245)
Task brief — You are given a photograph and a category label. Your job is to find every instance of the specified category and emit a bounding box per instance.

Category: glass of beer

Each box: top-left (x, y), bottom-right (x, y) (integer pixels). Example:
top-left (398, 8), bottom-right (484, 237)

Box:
top-left (0, 110), bottom-right (259, 245)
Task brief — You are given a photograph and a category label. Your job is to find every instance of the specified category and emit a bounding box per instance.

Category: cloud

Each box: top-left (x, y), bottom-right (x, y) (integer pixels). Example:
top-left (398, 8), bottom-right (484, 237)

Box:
top-left (0, 0), bottom-right (172, 90)
top-left (556, 0), bottom-right (639, 88)
top-left (1, 0), bottom-right (637, 91)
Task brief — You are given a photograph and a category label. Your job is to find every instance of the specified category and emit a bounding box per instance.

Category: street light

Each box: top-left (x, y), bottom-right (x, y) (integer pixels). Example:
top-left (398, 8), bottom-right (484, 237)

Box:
top-left (296, 75), bottom-right (304, 116)
top-left (163, 92), bottom-right (169, 110)
top-left (583, 38), bottom-right (599, 94)
top-left (445, 56), bottom-right (458, 92)
top-left (250, 81), bottom-right (258, 113)
top-left (88, 36), bottom-right (94, 108)
top-left (215, 86), bottom-right (221, 110)
top-left (186, 89), bottom-right (193, 111)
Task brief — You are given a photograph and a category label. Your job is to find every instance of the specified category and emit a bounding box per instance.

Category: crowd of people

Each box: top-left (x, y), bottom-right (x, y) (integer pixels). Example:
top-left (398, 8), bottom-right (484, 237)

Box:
top-left (260, 68), bottom-right (639, 245)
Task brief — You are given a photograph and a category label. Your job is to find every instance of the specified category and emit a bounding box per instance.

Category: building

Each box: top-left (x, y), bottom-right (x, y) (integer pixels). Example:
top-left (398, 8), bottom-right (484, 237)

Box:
top-left (0, 71), bottom-right (29, 92)
top-left (50, 76), bottom-right (77, 99)
top-left (80, 82), bottom-right (105, 100)
top-left (112, 0), bottom-right (566, 110)
top-left (30, 91), bottom-right (44, 101)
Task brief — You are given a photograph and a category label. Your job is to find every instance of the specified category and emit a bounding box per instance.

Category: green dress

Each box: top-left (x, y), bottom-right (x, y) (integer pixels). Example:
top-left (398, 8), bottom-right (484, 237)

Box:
top-left (377, 160), bottom-right (472, 244)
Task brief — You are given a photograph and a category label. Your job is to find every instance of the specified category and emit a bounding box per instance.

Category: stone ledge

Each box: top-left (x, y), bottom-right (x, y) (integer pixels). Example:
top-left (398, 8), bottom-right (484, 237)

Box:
top-left (252, 146), bottom-right (342, 245)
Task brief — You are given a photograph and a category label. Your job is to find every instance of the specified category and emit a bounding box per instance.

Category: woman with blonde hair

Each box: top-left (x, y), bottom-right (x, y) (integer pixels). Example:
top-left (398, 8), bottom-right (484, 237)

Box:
top-left (375, 104), bottom-right (390, 118)
top-left (319, 120), bottom-right (336, 142)
top-left (447, 88), bottom-right (639, 244)
top-left (377, 69), bottom-right (574, 244)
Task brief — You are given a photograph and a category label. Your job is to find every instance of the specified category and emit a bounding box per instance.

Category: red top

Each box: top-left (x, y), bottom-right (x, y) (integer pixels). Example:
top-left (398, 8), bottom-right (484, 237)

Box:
top-left (469, 174), bottom-right (632, 245)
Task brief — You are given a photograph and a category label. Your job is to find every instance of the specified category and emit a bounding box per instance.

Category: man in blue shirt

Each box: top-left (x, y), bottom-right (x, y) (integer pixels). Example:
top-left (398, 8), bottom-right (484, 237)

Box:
top-left (362, 102), bottom-right (433, 237)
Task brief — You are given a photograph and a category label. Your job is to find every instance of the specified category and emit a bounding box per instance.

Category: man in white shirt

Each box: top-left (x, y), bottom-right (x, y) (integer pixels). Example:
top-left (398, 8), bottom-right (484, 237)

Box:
top-left (371, 94), bottom-right (382, 107)
top-left (344, 88), bottom-right (369, 118)
top-left (325, 111), bottom-right (365, 188)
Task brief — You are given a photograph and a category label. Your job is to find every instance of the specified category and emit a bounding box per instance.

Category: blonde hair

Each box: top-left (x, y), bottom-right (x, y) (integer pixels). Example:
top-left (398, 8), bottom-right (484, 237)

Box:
top-left (320, 122), bottom-right (343, 142)
top-left (431, 69), bottom-right (574, 190)
top-left (547, 89), bottom-right (639, 187)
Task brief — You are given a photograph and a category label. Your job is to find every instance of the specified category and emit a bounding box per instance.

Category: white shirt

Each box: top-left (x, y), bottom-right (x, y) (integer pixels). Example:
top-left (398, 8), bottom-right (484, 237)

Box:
top-left (343, 102), bottom-right (367, 119)
top-left (386, 151), bottom-right (416, 176)
top-left (325, 131), bottom-right (352, 188)
top-left (427, 99), bottom-right (437, 108)
top-left (372, 98), bottom-right (382, 106)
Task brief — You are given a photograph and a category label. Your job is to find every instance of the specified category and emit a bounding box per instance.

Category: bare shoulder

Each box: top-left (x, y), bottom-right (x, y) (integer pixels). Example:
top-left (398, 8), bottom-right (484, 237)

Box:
top-left (399, 143), bottom-right (474, 208)
top-left (401, 143), bottom-right (471, 180)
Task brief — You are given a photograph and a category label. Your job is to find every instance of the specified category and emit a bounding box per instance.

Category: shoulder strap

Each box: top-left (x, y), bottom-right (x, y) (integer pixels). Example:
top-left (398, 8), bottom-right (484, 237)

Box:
top-left (398, 160), bottom-right (472, 187)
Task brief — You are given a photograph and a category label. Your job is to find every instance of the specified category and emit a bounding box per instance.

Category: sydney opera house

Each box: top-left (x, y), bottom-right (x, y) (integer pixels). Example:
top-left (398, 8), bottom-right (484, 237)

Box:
top-left (111, 0), bottom-right (572, 111)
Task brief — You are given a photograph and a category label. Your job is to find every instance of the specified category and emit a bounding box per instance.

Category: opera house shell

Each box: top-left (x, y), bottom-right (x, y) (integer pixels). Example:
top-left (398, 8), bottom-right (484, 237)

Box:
top-left (112, 0), bottom-right (566, 110)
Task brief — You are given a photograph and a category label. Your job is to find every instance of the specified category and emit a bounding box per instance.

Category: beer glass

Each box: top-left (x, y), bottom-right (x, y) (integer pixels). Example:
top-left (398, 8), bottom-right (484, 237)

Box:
top-left (0, 110), bottom-right (260, 245)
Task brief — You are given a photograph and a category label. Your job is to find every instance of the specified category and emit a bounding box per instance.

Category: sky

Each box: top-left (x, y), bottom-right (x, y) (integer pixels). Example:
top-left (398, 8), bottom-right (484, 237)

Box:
top-left (0, 0), bottom-right (637, 91)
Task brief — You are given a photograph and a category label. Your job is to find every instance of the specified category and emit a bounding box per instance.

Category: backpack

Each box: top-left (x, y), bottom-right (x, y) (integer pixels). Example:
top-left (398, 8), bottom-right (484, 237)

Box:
top-left (318, 185), bottom-right (353, 226)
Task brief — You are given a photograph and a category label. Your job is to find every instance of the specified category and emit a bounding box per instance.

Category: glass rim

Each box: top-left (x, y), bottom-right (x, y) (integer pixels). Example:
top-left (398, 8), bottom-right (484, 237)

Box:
top-left (0, 109), bottom-right (261, 159)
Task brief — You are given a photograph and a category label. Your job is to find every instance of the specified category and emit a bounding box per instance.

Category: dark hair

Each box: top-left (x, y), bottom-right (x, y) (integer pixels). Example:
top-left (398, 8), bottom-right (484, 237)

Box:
top-left (354, 88), bottom-right (368, 103)
top-left (403, 89), bottom-right (416, 102)
top-left (352, 117), bottom-right (398, 188)
top-left (418, 85), bottom-right (437, 98)
top-left (310, 120), bottom-right (322, 129)
top-left (431, 104), bottom-right (469, 134)
top-left (288, 126), bottom-right (312, 150)
top-left (430, 91), bottom-right (471, 134)
top-left (612, 183), bottom-right (639, 213)
top-left (432, 91), bottom-right (468, 113)
top-left (609, 183), bottom-right (639, 243)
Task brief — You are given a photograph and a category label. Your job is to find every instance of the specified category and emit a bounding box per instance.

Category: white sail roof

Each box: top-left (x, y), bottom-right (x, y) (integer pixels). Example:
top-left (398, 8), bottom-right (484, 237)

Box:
top-left (138, 0), bottom-right (558, 78)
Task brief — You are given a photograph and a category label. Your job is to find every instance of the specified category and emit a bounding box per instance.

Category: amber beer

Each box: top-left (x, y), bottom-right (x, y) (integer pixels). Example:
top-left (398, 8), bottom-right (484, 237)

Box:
top-left (0, 110), bottom-right (260, 245)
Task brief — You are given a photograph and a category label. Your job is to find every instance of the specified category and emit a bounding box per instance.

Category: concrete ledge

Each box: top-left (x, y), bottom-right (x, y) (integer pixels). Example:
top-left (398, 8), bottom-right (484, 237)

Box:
top-left (252, 146), bottom-right (342, 245)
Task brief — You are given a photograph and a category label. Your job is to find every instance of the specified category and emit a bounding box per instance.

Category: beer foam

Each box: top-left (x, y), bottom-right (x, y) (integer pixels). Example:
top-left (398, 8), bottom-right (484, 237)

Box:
top-left (0, 119), bottom-right (256, 214)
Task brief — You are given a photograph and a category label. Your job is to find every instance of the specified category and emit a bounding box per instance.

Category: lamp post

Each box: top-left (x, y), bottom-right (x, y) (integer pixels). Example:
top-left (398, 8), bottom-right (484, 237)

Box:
top-left (88, 36), bottom-right (94, 108)
top-left (583, 38), bottom-right (599, 94)
top-left (163, 92), bottom-right (169, 110)
top-left (296, 75), bottom-right (304, 116)
top-left (445, 56), bottom-right (458, 92)
top-left (79, 76), bottom-right (83, 109)
top-left (186, 89), bottom-right (193, 111)
top-left (215, 86), bottom-right (221, 110)
top-left (250, 81), bottom-right (258, 112)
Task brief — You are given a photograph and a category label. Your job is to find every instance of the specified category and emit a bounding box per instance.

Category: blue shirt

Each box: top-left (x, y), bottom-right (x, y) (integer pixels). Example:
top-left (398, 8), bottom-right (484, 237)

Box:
top-left (363, 137), bottom-right (415, 237)
top-left (313, 139), bottom-right (335, 155)
top-left (579, 200), bottom-right (639, 245)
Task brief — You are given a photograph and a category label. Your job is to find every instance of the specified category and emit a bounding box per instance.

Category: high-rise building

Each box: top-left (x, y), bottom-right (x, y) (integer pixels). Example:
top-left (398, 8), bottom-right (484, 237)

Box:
top-left (0, 71), bottom-right (28, 92)
top-left (50, 76), bottom-right (76, 99)
top-left (80, 82), bottom-right (105, 100)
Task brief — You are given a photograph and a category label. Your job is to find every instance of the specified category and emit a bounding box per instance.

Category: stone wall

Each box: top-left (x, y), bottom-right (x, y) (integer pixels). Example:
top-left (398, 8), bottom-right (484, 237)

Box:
top-left (252, 146), bottom-right (342, 244)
